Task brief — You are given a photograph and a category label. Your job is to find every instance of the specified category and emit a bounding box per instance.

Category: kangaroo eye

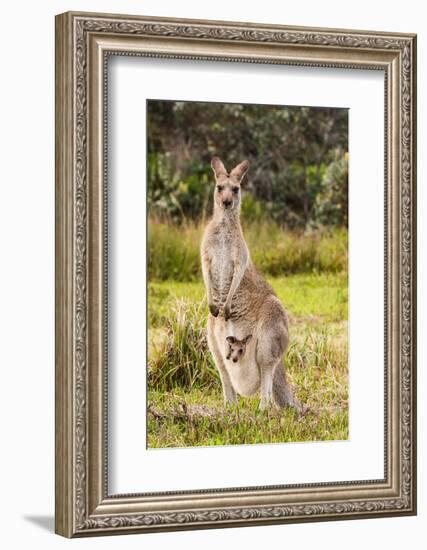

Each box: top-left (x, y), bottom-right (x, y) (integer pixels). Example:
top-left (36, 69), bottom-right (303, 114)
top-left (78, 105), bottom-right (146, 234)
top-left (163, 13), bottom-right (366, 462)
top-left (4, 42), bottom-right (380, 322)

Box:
top-left (239, 349), bottom-right (243, 354)
top-left (217, 185), bottom-right (224, 192)
top-left (232, 187), bottom-right (239, 194)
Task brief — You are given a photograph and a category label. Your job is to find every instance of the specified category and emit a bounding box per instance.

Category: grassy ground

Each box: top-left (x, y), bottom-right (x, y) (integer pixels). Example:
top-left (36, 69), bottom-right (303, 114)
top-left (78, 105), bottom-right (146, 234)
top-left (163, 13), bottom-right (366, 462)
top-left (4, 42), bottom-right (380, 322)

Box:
top-left (147, 272), bottom-right (348, 448)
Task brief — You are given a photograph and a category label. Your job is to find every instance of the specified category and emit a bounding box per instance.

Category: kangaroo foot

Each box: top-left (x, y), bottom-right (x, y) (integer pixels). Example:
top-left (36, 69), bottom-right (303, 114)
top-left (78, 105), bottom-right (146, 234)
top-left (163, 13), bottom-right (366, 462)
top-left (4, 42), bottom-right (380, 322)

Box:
top-left (223, 385), bottom-right (238, 406)
top-left (224, 395), bottom-right (238, 407)
top-left (289, 395), bottom-right (303, 413)
top-left (259, 397), bottom-right (273, 411)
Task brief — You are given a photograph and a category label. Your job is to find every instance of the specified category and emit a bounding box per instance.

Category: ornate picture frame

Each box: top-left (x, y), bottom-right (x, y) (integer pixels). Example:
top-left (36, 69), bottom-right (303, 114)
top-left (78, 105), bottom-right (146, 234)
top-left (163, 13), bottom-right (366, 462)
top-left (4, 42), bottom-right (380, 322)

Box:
top-left (55, 11), bottom-right (417, 537)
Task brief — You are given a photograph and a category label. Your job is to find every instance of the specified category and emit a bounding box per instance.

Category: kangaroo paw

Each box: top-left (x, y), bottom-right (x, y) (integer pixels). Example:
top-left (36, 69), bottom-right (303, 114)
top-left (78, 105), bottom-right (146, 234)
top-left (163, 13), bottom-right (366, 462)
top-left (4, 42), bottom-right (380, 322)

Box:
top-left (224, 304), bottom-right (232, 321)
top-left (209, 304), bottom-right (220, 317)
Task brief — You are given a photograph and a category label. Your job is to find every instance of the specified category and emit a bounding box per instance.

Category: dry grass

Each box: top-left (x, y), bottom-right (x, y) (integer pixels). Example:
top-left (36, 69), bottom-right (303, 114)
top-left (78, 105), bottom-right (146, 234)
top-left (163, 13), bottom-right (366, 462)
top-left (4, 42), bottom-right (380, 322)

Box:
top-left (148, 218), bottom-right (348, 281)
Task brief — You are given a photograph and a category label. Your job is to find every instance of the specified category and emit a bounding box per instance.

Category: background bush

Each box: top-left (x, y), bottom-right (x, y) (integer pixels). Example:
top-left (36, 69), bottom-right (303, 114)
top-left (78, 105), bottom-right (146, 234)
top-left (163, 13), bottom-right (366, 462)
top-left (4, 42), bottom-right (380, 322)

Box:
top-left (148, 100), bottom-right (348, 230)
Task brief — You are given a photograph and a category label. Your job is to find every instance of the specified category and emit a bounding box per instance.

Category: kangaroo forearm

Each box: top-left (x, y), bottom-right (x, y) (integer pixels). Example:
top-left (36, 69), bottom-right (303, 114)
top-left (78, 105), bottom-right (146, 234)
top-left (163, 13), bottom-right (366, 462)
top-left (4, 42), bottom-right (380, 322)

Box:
top-left (206, 283), bottom-right (215, 305)
top-left (202, 259), bottom-right (218, 313)
top-left (225, 261), bottom-right (246, 305)
top-left (201, 258), bottom-right (213, 297)
top-left (201, 265), bottom-right (210, 293)
top-left (223, 260), bottom-right (247, 321)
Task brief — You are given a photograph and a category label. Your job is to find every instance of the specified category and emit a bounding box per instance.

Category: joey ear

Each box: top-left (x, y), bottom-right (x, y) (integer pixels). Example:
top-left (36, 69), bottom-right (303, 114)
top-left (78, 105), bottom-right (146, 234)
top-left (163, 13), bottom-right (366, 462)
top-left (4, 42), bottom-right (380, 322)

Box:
top-left (211, 157), bottom-right (227, 178)
top-left (243, 334), bottom-right (252, 344)
top-left (226, 336), bottom-right (236, 344)
top-left (230, 159), bottom-right (249, 181)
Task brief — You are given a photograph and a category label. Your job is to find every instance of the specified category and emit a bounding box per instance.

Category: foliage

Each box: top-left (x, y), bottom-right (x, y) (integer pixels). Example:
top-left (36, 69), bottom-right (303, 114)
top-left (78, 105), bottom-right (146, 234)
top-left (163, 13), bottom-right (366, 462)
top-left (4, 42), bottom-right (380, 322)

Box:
top-left (148, 100), bottom-right (348, 229)
top-left (314, 150), bottom-right (349, 226)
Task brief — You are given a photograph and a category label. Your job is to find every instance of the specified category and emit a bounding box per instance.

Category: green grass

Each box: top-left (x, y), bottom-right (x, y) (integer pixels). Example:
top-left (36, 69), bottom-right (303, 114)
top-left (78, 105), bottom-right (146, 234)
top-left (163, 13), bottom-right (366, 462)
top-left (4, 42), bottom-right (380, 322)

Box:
top-left (148, 219), bottom-right (348, 281)
top-left (148, 273), bottom-right (347, 329)
top-left (148, 388), bottom-right (348, 448)
top-left (148, 273), bottom-right (348, 448)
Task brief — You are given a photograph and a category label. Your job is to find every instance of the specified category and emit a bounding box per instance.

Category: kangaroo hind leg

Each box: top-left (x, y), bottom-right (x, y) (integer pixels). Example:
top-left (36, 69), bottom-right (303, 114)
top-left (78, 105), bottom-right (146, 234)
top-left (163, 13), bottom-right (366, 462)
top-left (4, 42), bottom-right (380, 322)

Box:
top-left (257, 336), bottom-right (282, 410)
top-left (207, 316), bottom-right (237, 405)
top-left (272, 360), bottom-right (301, 411)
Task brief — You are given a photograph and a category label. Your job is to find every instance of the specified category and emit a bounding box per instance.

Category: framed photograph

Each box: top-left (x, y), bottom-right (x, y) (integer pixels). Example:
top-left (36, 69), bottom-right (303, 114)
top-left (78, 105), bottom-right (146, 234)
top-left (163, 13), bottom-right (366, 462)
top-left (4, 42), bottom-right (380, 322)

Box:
top-left (55, 11), bottom-right (417, 537)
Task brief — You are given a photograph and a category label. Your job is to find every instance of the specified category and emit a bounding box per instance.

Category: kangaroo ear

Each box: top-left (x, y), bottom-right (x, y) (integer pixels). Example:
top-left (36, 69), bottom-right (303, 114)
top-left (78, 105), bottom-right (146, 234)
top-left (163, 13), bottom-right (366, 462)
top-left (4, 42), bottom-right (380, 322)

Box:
top-left (230, 159), bottom-right (249, 181)
top-left (226, 336), bottom-right (236, 344)
top-left (243, 334), bottom-right (252, 344)
top-left (211, 157), bottom-right (227, 178)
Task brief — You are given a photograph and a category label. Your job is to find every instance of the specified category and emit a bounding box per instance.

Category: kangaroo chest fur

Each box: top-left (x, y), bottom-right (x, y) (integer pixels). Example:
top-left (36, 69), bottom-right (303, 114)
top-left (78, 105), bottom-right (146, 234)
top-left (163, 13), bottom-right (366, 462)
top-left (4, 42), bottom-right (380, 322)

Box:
top-left (209, 222), bottom-right (240, 303)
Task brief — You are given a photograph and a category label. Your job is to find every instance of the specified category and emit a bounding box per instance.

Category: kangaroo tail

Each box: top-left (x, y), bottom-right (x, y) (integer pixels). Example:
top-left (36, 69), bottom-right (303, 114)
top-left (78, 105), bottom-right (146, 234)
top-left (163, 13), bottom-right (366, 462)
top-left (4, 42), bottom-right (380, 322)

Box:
top-left (272, 361), bottom-right (301, 410)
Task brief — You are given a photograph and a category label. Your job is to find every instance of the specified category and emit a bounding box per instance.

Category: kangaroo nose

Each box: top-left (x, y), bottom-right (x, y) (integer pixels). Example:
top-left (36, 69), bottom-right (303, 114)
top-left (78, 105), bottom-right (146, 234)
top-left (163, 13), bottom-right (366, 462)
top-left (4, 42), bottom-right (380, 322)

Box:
top-left (223, 199), bottom-right (232, 208)
top-left (233, 358), bottom-right (238, 363)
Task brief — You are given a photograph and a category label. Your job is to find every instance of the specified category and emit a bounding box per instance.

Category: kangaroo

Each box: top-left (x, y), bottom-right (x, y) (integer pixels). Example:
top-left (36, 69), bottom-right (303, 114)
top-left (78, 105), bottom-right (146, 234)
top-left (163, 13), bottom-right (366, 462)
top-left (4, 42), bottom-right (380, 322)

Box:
top-left (201, 157), bottom-right (300, 410)
top-left (225, 334), bottom-right (252, 363)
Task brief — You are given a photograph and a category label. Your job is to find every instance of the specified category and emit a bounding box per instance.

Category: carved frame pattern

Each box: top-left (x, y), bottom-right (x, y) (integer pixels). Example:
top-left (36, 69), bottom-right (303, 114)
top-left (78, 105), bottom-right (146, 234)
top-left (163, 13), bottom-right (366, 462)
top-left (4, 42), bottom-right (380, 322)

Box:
top-left (55, 11), bottom-right (416, 537)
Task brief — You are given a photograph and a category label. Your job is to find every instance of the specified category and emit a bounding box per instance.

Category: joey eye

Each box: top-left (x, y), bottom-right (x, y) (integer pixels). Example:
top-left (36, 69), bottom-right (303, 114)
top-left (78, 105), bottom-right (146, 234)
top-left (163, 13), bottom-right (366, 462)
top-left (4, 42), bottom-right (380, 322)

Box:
top-left (232, 187), bottom-right (239, 194)
top-left (217, 185), bottom-right (224, 192)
